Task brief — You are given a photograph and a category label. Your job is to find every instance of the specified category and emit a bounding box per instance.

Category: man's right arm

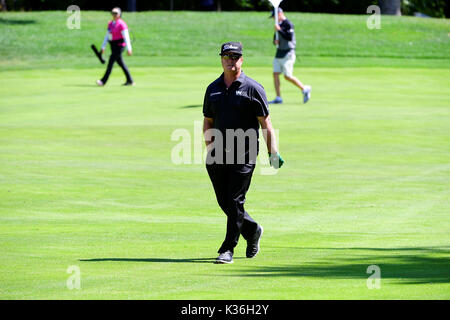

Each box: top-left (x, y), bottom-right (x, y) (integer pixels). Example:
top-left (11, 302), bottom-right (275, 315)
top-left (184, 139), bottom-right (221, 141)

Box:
top-left (203, 87), bottom-right (215, 150)
top-left (203, 117), bottom-right (214, 150)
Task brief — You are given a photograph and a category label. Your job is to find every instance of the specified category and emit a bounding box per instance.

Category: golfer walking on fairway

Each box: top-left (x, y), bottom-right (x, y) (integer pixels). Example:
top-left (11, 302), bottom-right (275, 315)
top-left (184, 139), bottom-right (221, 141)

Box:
top-left (203, 42), bottom-right (285, 264)
top-left (96, 7), bottom-right (134, 86)
top-left (269, 7), bottom-right (311, 104)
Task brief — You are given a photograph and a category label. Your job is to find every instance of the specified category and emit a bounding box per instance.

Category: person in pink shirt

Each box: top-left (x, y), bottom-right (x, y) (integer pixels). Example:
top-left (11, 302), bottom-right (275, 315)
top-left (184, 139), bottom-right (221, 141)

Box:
top-left (96, 7), bottom-right (134, 86)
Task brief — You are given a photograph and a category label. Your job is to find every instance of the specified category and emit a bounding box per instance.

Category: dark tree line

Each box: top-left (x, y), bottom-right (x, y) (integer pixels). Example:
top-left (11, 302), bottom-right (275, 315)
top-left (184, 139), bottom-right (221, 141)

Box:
top-left (1, 0), bottom-right (448, 18)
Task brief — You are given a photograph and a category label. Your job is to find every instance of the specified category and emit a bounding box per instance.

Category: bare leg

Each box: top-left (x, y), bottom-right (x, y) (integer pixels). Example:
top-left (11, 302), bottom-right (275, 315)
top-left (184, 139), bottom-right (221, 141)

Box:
top-left (284, 75), bottom-right (305, 91)
top-left (273, 72), bottom-right (281, 97)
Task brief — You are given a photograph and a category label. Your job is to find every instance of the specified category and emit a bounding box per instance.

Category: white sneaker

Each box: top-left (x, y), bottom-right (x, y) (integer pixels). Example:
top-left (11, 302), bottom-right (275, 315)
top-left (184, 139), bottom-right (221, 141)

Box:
top-left (215, 250), bottom-right (233, 264)
top-left (96, 80), bottom-right (104, 86)
top-left (303, 85), bottom-right (311, 103)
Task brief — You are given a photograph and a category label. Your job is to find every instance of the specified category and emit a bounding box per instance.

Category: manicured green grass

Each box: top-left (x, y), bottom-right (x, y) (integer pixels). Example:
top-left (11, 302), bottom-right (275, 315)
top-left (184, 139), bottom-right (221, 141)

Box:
top-left (0, 65), bottom-right (449, 299)
top-left (0, 11), bottom-right (449, 70)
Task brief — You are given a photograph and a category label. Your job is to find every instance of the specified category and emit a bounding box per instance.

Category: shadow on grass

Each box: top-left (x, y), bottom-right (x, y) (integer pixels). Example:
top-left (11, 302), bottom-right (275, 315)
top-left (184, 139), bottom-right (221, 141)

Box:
top-left (80, 257), bottom-right (245, 264)
top-left (79, 247), bottom-right (450, 284)
top-left (285, 246), bottom-right (450, 253)
top-left (233, 246), bottom-right (450, 285)
top-left (0, 17), bottom-right (36, 25)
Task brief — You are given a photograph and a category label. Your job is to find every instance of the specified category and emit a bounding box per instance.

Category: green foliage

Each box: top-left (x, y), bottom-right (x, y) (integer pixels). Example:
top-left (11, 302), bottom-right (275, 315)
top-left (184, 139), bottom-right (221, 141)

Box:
top-left (3, 0), bottom-right (447, 17)
top-left (233, 0), bottom-right (253, 9)
top-left (402, 0), bottom-right (447, 18)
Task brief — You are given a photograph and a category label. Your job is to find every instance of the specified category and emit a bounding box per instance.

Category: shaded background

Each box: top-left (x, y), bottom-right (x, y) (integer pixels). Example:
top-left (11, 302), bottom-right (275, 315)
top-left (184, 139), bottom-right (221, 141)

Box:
top-left (0, 0), bottom-right (449, 18)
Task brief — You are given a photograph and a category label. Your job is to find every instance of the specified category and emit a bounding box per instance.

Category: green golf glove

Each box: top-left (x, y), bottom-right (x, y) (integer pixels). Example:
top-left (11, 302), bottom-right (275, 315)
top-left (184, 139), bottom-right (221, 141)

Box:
top-left (269, 152), bottom-right (284, 169)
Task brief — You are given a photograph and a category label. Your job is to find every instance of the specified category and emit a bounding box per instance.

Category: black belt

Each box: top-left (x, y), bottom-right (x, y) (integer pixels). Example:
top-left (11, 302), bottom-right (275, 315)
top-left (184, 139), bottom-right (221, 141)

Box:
top-left (109, 39), bottom-right (124, 46)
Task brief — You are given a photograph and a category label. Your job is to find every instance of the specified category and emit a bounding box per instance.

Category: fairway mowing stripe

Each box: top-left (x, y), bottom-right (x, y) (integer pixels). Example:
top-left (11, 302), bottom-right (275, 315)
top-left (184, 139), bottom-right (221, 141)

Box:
top-left (308, 163), bottom-right (450, 213)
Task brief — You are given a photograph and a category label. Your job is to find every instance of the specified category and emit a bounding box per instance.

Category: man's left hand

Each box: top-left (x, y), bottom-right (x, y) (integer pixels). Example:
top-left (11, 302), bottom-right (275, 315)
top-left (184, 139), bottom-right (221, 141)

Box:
top-left (127, 50), bottom-right (132, 56)
top-left (274, 24), bottom-right (281, 31)
top-left (269, 152), bottom-right (284, 169)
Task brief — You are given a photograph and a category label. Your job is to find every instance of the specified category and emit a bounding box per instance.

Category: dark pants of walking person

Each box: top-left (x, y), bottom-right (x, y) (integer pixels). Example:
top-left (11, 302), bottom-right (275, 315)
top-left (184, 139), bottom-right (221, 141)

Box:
top-left (206, 163), bottom-right (259, 254)
top-left (101, 40), bottom-right (133, 84)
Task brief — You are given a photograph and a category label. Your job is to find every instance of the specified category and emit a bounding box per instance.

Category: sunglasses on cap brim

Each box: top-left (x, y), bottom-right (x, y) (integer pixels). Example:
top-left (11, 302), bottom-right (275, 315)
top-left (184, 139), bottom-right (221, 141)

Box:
top-left (220, 53), bottom-right (242, 60)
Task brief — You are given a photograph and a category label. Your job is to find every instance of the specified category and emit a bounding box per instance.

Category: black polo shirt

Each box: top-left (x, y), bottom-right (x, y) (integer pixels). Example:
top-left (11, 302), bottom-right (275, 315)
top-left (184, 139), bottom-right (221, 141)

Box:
top-left (203, 71), bottom-right (269, 164)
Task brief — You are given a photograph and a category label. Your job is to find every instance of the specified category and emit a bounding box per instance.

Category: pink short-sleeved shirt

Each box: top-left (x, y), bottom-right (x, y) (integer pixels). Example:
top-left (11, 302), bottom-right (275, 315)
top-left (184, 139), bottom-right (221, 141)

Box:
top-left (107, 19), bottom-right (128, 46)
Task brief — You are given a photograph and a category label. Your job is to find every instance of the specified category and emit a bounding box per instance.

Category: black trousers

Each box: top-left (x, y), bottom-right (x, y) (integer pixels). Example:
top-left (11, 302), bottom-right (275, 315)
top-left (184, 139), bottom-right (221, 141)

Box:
top-left (101, 43), bottom-right (133, 84)
top-left (206, 163), bottom-right (259, 254)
